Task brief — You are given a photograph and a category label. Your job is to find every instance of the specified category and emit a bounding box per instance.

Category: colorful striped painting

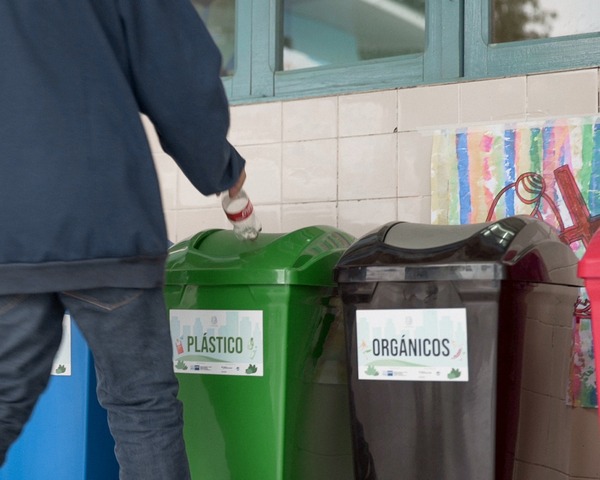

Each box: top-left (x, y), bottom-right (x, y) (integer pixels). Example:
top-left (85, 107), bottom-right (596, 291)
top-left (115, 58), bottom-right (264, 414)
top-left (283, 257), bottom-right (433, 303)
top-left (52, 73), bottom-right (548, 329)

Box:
top-left (431, 117), bottom-right (600, 408)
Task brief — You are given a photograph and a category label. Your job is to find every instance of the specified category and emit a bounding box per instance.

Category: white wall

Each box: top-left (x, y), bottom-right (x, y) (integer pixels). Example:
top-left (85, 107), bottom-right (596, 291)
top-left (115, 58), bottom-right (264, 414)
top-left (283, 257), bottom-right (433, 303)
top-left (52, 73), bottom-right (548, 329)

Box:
top-left (146, 68), bottom-right (600, 243)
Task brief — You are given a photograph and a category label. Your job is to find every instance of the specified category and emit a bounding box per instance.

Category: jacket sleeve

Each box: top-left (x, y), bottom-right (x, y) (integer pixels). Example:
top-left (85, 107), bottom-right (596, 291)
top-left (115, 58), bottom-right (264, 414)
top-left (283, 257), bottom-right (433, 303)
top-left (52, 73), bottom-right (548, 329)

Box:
top-left (117, 0), bottom-right (245, 195)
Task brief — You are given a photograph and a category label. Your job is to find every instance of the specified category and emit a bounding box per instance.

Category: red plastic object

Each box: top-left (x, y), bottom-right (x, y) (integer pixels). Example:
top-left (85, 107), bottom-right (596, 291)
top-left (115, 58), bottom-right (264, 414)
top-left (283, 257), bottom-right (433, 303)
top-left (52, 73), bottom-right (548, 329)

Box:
top-left (578, 230), bottom-right (600, 425)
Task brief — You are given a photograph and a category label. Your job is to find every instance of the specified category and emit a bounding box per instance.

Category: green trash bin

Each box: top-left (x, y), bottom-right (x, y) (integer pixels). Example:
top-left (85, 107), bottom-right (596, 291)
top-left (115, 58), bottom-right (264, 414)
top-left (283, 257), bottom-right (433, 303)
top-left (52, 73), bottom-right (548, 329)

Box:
top-left (165, 226), bottom-right (355, 480)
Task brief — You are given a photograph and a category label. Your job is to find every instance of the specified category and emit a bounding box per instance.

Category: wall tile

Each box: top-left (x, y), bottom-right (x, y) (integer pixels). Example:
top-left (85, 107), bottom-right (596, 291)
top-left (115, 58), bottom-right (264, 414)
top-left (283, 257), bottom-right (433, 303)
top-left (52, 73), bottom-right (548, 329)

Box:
top-left (281, 202), bottom-right (337, 233)
top-left (176, 172), bottom-right (221, 209)
top-left (174, 144), bottom-right (281, 209)
top-left (175, 208), bottom-right (228, 242)
top-left (397, 196), bottom-right (431, 224)
top-left (154, 152), bottom-right (178, 210)
top-left (339, 134), bottom-right (397, 200)
top-left (282, 139), bottom-right (337, 203)
top-left (398, 132), bottom-right (432, 197)
top-left (398, 84), bottom-right (460, 131)
top-left (235, 143), bottom-right (282, 204)
top-left (339, 90), bottom-right (397, 137)
top-left (228, 102), bottom-right (282, 145)
top-left (164, 210), bottom-right (177, 244)
top-left (254, 204), bottom-right (282, 234)
top-left (527, 69), bottom-right (599, 118)
top-left (282, 96), bottom-right (337, 141)
top-left (175, 205), bottom-right (282, 241)
top-left (460, 77), bottom-right (527, 123)
top-left (338, 198), bottom-right (397, 238)
top-left (141, 115), bottom-right (162, 153)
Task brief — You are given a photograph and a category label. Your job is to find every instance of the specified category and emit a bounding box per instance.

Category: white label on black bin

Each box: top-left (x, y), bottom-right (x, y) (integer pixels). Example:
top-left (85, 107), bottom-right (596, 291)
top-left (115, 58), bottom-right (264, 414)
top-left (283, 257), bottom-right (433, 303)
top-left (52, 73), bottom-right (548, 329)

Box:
top-left (356, 308), bottom-right (468, 382)
top-left (170, 309), bottom-right (263, 377)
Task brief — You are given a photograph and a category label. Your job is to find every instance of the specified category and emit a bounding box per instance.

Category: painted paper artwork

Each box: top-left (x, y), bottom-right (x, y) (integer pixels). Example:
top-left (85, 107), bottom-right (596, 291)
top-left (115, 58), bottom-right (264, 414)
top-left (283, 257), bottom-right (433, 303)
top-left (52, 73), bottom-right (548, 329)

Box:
top-left (430, 117), bottom-right (600, 407)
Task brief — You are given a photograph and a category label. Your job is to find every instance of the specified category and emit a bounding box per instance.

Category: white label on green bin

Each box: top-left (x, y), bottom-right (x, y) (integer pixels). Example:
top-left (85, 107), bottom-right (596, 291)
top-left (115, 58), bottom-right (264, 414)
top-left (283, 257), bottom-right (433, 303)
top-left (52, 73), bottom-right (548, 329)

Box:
top-left (170, 309), bottom-right (263, 376)
top-left (51, 314), bottom-right (72, 376)
top-left (356, 308), bottom-right (468, 382)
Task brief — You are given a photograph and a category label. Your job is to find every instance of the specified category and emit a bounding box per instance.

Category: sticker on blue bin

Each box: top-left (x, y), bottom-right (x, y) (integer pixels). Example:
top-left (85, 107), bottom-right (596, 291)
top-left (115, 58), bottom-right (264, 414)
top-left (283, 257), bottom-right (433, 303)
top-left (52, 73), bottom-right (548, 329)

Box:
top-left (170, 309), bottom-right (263, 376)
top-left (51, 314), bottom-right (72, 376)
top-left (356, 308), bottom-right (468, 382)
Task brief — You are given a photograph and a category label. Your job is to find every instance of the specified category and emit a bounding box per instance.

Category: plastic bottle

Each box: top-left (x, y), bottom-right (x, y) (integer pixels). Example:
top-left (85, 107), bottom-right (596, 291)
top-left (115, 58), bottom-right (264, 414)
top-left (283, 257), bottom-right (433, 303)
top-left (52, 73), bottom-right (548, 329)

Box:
top-left (221, 189), bottom-right (262, 240)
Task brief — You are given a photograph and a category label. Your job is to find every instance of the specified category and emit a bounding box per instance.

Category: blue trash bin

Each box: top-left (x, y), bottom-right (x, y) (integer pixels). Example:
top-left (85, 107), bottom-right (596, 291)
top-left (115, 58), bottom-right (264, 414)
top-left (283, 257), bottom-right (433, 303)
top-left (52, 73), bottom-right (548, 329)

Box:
top-left (0, 314), bottom-right (119, 480)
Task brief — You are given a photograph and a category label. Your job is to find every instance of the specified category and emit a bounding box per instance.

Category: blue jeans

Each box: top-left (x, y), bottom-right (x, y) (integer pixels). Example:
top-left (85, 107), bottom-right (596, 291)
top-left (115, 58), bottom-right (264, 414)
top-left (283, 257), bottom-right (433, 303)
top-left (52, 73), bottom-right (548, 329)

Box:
top-left (0, 288), bottom-right (190, 480)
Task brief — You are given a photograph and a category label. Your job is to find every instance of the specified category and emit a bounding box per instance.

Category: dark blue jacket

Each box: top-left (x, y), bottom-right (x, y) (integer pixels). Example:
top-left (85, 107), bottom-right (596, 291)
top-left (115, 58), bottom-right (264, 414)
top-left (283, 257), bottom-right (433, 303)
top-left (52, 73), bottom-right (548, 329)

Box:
top-left (0, 0), bottom-right (245, 294)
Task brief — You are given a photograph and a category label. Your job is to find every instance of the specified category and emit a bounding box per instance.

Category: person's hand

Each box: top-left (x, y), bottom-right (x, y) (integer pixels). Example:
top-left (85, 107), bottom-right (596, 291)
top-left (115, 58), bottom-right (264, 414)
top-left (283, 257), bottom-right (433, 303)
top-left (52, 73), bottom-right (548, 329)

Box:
top-left (228, 168), bottom-right (246, 198)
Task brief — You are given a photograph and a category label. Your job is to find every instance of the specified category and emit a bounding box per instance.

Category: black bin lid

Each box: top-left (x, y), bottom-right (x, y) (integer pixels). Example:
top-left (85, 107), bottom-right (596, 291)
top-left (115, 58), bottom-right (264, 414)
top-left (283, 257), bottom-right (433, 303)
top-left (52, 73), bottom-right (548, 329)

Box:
top-left (334, 216), bottom-right (581, 285)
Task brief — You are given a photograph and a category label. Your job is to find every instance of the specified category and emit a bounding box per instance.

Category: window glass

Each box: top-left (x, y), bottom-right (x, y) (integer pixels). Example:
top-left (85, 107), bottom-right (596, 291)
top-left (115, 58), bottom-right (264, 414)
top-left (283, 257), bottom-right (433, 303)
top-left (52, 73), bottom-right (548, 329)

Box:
top-left (191, 0), bottom-right (236, 76)
top-left (282, 0), bottom-right (426, 71)
top-left (493, 0), bottom-right (600, 43)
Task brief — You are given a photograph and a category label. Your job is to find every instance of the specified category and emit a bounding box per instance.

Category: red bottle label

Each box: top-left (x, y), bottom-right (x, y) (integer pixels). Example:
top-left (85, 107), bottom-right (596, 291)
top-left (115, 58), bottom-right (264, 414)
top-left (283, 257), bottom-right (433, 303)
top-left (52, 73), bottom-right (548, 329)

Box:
top-left (225, 200), bottom-right (254, 222)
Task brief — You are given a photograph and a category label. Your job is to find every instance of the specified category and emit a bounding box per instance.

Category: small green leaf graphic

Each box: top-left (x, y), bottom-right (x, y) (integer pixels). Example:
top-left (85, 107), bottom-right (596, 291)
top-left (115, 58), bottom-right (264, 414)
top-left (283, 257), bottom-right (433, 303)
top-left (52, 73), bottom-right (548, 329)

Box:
top-left (55, 364), bottom-right (66, 374)
top-left (365, 365), bottom-right (379, 376)
top-left (175, 360), bottom-right (188, 370)
top-left (447, 368), bottom-right (461, 379)
top-left (246, 364), bottom-right (257, 374)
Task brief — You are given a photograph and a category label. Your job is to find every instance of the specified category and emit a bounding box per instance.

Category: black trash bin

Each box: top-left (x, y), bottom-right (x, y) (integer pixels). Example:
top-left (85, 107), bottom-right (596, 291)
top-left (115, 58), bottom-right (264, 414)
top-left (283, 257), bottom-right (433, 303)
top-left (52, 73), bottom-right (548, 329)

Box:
top-left (334, 216), bottom-right (581, 480)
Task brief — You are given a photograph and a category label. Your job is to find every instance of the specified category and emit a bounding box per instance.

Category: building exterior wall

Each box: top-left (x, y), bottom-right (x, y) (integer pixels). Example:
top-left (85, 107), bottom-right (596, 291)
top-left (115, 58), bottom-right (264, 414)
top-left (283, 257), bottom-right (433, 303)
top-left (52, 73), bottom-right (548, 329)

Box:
top-left (148, 68), bottom-right (600, 243)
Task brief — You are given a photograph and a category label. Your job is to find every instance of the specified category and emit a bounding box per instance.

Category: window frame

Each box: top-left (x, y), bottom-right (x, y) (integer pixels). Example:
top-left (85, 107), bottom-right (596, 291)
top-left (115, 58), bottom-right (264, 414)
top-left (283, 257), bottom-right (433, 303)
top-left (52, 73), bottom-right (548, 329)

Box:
top-left (464, 0), bottom-right (600, 79)
top-left (219, 0), bottom-right (600, 104)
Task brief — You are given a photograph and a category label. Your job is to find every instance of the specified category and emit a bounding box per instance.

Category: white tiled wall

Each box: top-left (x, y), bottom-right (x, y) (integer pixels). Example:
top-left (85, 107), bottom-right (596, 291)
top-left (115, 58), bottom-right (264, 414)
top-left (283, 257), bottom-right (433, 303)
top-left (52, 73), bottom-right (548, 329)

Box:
top-left (146, 67), bottom-right (600, 243)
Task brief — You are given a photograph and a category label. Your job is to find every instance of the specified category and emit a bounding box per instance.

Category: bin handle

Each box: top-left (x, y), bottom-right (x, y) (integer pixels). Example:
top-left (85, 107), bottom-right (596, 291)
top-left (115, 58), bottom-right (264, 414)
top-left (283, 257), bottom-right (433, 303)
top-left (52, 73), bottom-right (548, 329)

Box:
top-left (190, 229), bottom-right (223, 251)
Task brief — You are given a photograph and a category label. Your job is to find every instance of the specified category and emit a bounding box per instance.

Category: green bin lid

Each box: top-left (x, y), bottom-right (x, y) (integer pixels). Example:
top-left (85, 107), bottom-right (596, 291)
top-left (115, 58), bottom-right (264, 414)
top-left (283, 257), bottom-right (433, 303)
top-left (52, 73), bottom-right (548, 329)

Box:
top-left (166, 226), bottom-right (355, 286)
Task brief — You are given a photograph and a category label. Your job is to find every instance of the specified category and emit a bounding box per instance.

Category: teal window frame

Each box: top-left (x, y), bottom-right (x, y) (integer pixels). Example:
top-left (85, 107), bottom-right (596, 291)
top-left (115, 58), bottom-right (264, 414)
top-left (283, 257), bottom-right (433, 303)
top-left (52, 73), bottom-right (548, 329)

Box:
top-left (465, 0), bottom-right (600, 78)
top-left (221, 0), bottom-right (600, 104)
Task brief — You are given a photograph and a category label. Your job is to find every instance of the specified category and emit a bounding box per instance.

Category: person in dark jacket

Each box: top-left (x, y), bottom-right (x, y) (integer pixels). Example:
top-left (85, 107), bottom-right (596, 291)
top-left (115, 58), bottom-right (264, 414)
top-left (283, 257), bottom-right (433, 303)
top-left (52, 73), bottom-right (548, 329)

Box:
top-left (0, 1), bottom-right (247, 478)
